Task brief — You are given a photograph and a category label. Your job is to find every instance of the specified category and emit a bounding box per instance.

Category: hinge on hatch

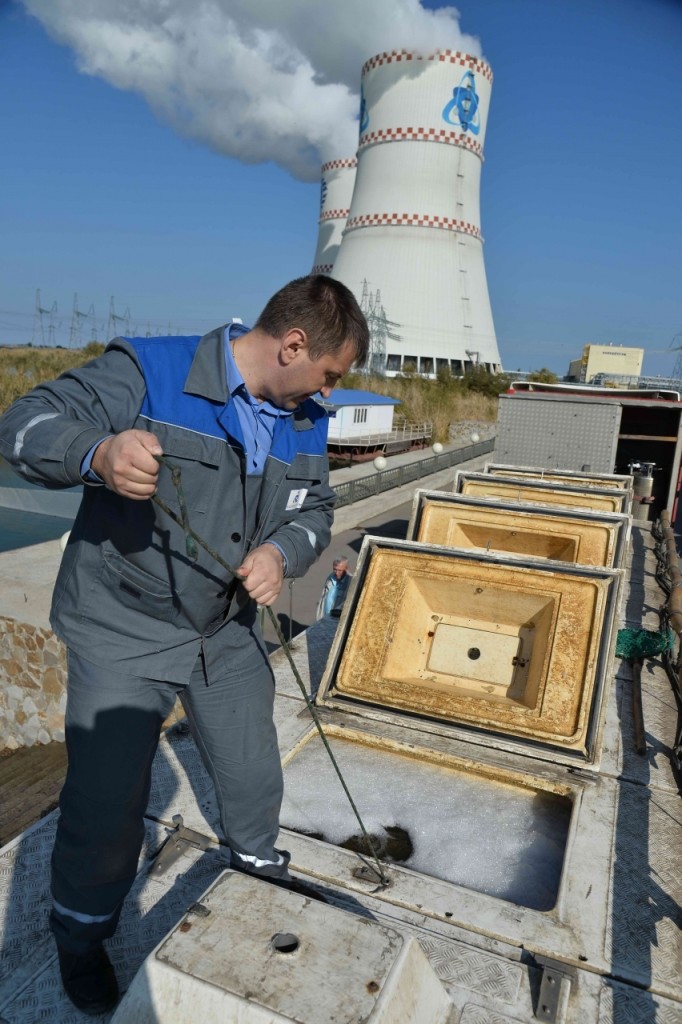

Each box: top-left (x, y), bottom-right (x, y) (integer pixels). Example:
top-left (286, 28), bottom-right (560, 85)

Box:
top-left (148, 814), bottom-right (212, 876)
top-left (532, 955), bottom-right (576, 1023)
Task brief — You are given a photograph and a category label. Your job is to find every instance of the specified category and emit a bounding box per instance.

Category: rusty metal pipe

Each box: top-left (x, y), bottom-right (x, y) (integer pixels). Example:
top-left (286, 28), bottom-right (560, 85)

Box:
top-left (660, 510), bottom-right (682, 633)
top-left (658, 511), bottom-right (682, 778)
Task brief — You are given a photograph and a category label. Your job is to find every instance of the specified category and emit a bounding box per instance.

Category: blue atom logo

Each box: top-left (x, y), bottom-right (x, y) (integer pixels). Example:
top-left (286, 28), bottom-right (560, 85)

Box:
top-left (442, 70), bottom-right (481, 135)
top-left (359, 87), bottom-right (369, 134)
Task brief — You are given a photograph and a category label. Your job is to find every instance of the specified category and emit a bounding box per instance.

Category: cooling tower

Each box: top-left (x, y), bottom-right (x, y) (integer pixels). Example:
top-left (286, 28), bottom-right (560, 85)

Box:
top-left (311, 158), bottom-right (357, 275)
top-left (331, 50), bottom-right (502, 377)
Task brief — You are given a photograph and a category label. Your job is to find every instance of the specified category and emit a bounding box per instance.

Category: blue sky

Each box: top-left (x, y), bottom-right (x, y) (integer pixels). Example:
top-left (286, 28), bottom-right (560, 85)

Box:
top-left (1, 0), bottom-right (681, 376)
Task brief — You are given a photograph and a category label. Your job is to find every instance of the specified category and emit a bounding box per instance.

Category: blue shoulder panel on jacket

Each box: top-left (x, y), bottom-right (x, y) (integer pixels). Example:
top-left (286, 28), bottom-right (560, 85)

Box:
top-left (125, 335), bottom-right (241, 441)
top-left (125, 336), bottom-right (327, 462)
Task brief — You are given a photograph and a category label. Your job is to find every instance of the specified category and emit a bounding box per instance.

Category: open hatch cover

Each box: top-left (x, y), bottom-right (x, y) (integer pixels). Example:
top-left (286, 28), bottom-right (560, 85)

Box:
top-left (316, 538), bottom-right (623, 769)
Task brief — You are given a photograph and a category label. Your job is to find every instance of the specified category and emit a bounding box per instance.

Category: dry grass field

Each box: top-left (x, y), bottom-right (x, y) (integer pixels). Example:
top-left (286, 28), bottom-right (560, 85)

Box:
top-left (0, 343), bottom-right (105, 414)
top-left (0, 344), bottom-right (508, 442)
top-left (342, 368), bottom-right (504, 442)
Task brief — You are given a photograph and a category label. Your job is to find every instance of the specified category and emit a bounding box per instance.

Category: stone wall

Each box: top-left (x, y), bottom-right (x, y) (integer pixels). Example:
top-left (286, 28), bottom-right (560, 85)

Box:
top-left (448, 420), bottom-right (497, 446)
top-left (0, 617), bottom-right (67, 750)
top-left (0, 540), bottom-right (66, 751)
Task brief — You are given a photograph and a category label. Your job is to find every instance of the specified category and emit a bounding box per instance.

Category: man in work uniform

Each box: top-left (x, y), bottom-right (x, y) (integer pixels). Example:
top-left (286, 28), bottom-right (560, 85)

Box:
top-left (316, 556), bottom-right (353, 619)
top-left (0, 274), bottom-right (369, 1015)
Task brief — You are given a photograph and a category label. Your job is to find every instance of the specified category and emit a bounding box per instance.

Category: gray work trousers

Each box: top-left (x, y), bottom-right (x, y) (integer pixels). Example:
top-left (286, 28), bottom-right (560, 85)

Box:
top-left (49, 620), bottom-right (290, 952)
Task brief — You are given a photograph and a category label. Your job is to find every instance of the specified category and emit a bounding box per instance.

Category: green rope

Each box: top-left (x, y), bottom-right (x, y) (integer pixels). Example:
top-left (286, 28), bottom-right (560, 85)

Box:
top-left (152, 455), bottom-right (390, 886)
top-left (615, 627), bottom-right (674, 660)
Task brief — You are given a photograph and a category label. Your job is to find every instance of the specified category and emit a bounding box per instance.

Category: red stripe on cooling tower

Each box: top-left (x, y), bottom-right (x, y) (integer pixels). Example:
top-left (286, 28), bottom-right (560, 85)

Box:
top-left (362, 49), bottom-right (493, 83)
top-left (358, 127), bottom-right (483, 157)
top-left (319, 209), bottom-right (350, 222)
top-left (321, 158), bottom-right (357, 172)
top-left (344, 213), bottom-right (481, 238)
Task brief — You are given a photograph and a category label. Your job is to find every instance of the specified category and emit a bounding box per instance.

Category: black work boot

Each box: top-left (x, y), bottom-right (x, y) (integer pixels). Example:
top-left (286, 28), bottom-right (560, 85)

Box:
top-left (56, 942), bottom-right (119, 1016)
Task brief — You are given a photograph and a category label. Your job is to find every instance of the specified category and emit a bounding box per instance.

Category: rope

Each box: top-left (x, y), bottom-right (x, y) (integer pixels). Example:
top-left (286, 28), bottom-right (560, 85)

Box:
top-left (152, 455), bottom-right (390, 886)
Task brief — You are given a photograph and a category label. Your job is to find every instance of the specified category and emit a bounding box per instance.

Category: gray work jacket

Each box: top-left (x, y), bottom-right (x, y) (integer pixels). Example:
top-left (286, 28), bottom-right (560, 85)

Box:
top-left (0, 328), bottom-right (334, 681)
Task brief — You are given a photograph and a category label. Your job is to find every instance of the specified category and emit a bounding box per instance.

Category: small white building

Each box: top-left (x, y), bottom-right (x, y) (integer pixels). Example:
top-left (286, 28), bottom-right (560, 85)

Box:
top-left (317, 389), bottom-right (431, 459)
top-left (319, 389), bottom-right (400, 441)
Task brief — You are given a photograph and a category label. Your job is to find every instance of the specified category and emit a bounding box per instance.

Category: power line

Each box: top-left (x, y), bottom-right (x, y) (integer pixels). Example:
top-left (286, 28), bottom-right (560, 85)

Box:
top-left (69, 293), bottom-right (97, 348)
top-left (3, 298), bottom-right (238, 344)
top-left (107, 296), bottom-right (131, 339)
top-left (32, 289), bottom-right (58, 346)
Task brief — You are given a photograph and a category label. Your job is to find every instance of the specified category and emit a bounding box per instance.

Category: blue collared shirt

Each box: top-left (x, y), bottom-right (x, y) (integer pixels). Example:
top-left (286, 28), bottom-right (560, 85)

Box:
top-left (81, 322), bottom-right (293, 481)
top-left (224, 322), bottom-right (293, 476)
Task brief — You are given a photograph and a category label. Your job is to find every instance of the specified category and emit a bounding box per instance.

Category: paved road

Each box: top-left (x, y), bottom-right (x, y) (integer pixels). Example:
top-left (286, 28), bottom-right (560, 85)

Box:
top-left (262, 498), bottom-right (413, 650)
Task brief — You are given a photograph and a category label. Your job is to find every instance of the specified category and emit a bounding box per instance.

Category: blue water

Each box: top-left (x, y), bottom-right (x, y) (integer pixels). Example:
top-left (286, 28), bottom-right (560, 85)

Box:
top-left (0, 506), bottom-right (74, 553)
top-left (0, 457), bottom-right (77, 553)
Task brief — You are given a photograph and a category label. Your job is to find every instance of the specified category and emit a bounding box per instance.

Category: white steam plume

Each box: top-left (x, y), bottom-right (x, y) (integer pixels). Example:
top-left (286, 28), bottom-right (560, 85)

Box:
top-left (22, 0), bottom-right (481, 181)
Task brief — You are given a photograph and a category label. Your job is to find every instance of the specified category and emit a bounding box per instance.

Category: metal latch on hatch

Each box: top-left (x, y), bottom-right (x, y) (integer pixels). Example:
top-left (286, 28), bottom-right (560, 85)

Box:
top-left (532, 955), bottom-right (576, 1023)
top-left (148, 814), bottom-right (212, 876)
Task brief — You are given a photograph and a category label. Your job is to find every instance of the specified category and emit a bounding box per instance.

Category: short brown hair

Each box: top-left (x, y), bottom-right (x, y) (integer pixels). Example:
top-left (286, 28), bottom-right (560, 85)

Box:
top-left (255, 275), bottom-right (369, 368)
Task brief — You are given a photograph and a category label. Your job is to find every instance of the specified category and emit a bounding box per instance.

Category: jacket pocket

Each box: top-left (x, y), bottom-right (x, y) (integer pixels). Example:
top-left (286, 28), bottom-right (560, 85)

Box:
top-left (284, 453), bottom-right (324, 483)
top-left (154, 431), bottom-right (223, 513)
top-left (88, 546), bottom-right (180, 624)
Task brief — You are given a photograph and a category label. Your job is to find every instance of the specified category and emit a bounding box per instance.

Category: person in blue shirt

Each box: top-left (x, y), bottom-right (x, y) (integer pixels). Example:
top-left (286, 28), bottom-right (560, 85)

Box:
top-left (316, 556), bottom-right (353, 619)
top-left (0, 274), bottom-right (369, 1015)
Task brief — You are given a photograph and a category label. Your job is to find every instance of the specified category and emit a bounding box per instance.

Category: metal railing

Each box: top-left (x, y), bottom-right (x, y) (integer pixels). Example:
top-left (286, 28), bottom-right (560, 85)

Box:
top-left (328, 421), bottom-right (433, 450)
top-left (332, 438), bottom-right (495, 508)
